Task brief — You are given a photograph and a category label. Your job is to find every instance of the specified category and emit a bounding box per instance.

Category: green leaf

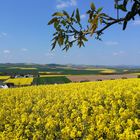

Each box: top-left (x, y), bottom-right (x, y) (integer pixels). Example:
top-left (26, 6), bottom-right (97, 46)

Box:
top-left (123, 0), bottom-right (129, 8)
top-left (123, 20), bottom-right (127, 30)
top-left (90, 15), bottom-right (99, 36)
top-left (86, 10), bottom-right (91, 14)
top-left (52, 12), bottom-right (65, 17)
top-left (78, 40), bottom-right (84, 47)
top-left (97, 7), bottom-right (103, 13)
top-left (71, 10), bottom-right (75, 18)
top-left (54, 22), bottom-right (59, 28)
top-left (90, 2), bottom-right (96, 11)
top-left (100, 13), bottom-right (108, 17)
top-left (63, 10), bottom-right (70, 18)
top-left (58, 35), bottom-right (64, 46)
top-left (61, 20), bottom-right (66, 26)
top-left (99, 18), bottom-right (103, 24)
top-left (62, 46), bottom-right (67, 51)
top-left (82, 36), bottom-right (88, 41)
top-left (117, 4), bottom-right (127, 12)
top-left (48, 17), bottom-right (58, 25)
top-left (76, 8), bottom-right (80, 23)
top-left (89, 11), bottom-right (94, 20)
top-left (125, 12), bottom-right (132, 21)
top-left (51, 40), bottom-right (57, 50)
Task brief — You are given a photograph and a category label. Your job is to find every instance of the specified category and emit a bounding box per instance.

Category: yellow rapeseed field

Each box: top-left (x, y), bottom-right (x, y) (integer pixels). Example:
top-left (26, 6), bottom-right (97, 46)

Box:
top-left (0, 79), bottom-right (140, 139)
top-left (40, 75), bottom-right (67, 77)
top-left (4, 78), bottom-right (33, 86)
top-left (100, 69), bottom-right (116, 74)
top-left (0, 76), bottom-right (10, 80)
top-left (7, 67), bottom-right (37, 70)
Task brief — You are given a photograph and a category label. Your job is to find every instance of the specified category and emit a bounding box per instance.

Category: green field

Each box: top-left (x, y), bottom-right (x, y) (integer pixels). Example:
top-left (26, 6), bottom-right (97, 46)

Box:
top-left (33, 76), bottom-right (71, 85)
top-left (0, 63), bottom-right (140, 76)
top-left (0, 64), bottom-right (140, 87)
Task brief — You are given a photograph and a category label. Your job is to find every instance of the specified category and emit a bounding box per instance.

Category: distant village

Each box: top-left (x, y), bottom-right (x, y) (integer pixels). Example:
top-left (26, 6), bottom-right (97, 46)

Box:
top-left (10, 74), bottom-right (34, 78)
top-left (0, 74), bottom-right (37, 89)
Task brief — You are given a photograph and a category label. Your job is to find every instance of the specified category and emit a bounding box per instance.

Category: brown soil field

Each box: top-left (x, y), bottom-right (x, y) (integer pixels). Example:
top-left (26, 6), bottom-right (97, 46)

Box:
top-left (67, 74), bottom-right (138, 82)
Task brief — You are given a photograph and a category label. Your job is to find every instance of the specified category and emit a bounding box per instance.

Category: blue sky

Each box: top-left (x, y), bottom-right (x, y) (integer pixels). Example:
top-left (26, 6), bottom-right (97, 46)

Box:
top-left (0, 0), bottom-right (140, 65)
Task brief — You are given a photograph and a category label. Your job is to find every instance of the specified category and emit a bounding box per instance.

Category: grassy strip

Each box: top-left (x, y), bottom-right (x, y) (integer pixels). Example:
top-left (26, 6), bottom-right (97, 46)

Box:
top-left (33, 76), bottom-right (71, 85)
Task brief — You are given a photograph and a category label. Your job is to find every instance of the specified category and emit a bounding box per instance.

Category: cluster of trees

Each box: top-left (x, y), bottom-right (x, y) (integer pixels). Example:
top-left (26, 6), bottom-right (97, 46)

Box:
top-left (48, 0), bottom-right (140, 51)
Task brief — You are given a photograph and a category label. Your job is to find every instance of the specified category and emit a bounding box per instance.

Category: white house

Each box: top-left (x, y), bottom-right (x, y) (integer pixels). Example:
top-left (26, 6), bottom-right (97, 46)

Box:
top-left (0, 85), bottom-right (9, 89)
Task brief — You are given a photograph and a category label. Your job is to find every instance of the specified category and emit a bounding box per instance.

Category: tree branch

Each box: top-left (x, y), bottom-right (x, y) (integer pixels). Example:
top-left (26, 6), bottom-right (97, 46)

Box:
top-left (96, 18), bottom-right (125, 35)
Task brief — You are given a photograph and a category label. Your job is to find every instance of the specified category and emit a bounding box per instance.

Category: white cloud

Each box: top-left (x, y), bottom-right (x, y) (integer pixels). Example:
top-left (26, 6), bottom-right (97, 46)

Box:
top-left (3, 50), bottom-right (10, 54)
top-left (0, 32), bottom-right (7, 38)
top-left (105, 41), bottom-right (119, 46)
top-left (113, 51), bottom-right (124, 56)
top-left (56, 0), bottom-right (77, 9)
top-left (133, 20), bottom-right (140, 25)
top-left (1, 32), bottom-right (7, 36)
top-left (70, 0), bottom-right (77, 6)
top-left (21, 48), bottom-right (28, 52)
top-left (80, 14), bottom-right (86, 19)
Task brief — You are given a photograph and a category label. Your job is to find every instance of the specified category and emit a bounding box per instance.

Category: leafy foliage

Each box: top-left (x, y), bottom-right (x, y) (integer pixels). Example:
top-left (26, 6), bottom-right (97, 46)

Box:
top-left (48, 0), bottom-right (140, 50)
top-left (33, 76), bottom-right (71, 85)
